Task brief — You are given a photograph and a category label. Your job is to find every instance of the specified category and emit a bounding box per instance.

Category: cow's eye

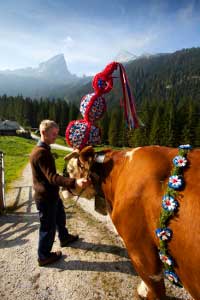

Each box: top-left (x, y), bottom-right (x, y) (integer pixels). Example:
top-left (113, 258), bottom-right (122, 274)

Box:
top-left (79, 164), bottom-right (85, 171)
top-left (78, 160), bottom-right (84, 169)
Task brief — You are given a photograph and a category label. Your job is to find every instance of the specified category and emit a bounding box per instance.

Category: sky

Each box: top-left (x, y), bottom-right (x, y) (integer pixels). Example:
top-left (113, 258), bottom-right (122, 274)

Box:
top-left (0, 0), bottom-right (200, 76)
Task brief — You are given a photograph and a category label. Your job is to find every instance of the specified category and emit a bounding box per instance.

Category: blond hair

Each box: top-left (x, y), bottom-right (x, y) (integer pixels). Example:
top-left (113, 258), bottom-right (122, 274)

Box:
top-left (39, 120), bottom-right (59, 133)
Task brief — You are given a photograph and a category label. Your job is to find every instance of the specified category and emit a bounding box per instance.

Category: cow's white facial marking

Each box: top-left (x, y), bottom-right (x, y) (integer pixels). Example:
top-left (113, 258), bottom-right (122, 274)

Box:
top-left (67, 158), bottom-right (80, 178)
top-left (149, 272), bottom-right (163, 282)
top-left (137, 280), bottom-right (149, 298)
top-left (125, 147), bottom-right (141, 161)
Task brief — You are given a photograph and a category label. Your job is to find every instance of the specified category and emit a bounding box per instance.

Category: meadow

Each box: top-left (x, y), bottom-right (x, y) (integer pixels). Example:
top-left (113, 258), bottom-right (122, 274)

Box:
top-left (0, 136), bottom-right (70, 190)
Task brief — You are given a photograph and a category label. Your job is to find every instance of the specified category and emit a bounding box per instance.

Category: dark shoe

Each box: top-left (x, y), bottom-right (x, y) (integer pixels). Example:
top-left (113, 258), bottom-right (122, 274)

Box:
top-left (38, 251), bottom-right (62, 266)
top-left (60, 234), bottom-right (79, 247)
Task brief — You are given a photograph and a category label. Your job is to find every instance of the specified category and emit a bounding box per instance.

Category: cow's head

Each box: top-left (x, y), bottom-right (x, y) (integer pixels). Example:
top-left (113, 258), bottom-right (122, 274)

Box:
top-left (62, 146), bottom-right (111, 215)
top-left (62, 146), bottom-right (96, 199)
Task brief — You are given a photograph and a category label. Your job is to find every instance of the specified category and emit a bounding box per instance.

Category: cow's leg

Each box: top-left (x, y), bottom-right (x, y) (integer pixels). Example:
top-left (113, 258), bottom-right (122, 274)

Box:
top-left (111, 207), bottom-right (166, 299)
top-left (128, 251), bottom-right (166, 300)
top-left (136, 278), bottom-right (166, 300)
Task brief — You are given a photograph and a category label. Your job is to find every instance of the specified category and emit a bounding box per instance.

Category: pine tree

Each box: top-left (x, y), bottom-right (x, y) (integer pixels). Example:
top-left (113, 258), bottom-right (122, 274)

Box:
top-left (194, 119), bottom-right (200, 147)
top-left (161, 98), bottom-right (177, 146)
top-left (68, 102), bottom-right (79, 122)
top-left (149, 102), bottom-right (164, 145)
top-left (181, 98), bottom-right (196, 145)
top-left (99, 112), bottom-right (110, 145)
top-left (108, 108), bottom-right (120, 146)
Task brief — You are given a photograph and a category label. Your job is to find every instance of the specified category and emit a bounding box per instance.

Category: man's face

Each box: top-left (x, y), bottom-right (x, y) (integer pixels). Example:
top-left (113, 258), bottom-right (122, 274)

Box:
top-left (43, 127), bottom-right (59, 145)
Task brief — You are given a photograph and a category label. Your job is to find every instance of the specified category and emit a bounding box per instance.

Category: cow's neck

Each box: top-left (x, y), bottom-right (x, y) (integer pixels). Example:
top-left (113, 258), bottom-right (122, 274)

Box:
top-left (94, 150), bottom-right (126, 209)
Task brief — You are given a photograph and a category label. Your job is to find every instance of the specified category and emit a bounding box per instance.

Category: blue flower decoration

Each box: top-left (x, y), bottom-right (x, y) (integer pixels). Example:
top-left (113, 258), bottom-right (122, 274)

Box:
top-left (155, 228), bottom-right (172, 241)
top-left (168, 175), bottom-right (184, 190)
top-left (164, 270), bottom-right (180, 284)
top-left (156, 145), bottom-right (192, 288)
top-left (162, 195), bottom-right (178, 212)
top-left (98, 79), bottom-right (107, 89)
top-left (173, 155), bottom-right (187, 168)
top-left (159, 251), bottom-right (174, 266)
top-left (178, 144), bottom-right (192, 150)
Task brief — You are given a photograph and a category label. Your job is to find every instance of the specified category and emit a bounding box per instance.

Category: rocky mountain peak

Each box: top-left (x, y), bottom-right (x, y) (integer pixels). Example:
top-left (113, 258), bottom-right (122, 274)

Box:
top-left (0, 54), bottom-right (77, 84)
top-left (37, 54), bottom-right (76, 83)
top-left (39, 54), bottom-right (68, 74)
top-left (114, 50), bottom-right (137, 63)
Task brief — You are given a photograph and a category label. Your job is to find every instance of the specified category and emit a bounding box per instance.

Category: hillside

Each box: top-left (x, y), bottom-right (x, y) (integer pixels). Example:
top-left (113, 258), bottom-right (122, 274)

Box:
top-left (68, 47), bottom-right (200, 107)
top-left (0, 47), bottom-right (199, 103)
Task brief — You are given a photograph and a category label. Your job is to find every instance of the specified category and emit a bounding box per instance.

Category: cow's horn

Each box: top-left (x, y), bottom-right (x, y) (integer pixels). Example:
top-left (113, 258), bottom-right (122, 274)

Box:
top-left (79, 146), bottom-right (95, 162)
top-left (94, 153), bottom-right (105, 163)
top-left (64, 150), bottom-right (79, 161)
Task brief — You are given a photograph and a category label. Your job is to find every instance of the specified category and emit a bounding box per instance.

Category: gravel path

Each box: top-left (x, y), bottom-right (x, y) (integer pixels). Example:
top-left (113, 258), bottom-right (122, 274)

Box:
top-left (0, 163), bottom-right (193, 300)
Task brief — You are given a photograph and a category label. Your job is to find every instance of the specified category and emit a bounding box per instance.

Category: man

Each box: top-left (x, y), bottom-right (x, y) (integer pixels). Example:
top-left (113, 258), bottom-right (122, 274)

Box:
top-left (30, 120), bottom-right (89, 266)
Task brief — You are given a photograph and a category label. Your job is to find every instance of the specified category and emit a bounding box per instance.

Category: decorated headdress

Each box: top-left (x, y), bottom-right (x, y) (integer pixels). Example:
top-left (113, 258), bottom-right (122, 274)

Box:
top-left (66, 61), bottom-right (139, 149)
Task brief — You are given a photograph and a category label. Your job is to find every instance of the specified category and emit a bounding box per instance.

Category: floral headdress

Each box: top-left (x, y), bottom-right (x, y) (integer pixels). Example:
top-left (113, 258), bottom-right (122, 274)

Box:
top-left (65, 62), bottom-right (139, 149)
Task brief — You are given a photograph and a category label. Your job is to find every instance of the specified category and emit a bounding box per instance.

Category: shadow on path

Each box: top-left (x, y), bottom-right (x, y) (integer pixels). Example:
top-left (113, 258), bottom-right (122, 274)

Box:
top-left (0, 212), bottom-right (38, 248)
top-left (69, 238), bottom-right (129, 259)
top-left (1, 184), bottom-right (39, 248)
top-left (48, 255), bottom-right (137, 276)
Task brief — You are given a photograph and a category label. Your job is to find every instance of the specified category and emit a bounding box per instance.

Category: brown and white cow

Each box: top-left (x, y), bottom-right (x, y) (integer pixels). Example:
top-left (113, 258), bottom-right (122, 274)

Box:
top-left (65, 145), bottom-right (200, 300)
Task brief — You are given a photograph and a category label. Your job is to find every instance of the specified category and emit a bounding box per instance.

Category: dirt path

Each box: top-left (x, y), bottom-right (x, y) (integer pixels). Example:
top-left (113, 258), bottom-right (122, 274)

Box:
top-left (0, 164), bottom-right (193, 300)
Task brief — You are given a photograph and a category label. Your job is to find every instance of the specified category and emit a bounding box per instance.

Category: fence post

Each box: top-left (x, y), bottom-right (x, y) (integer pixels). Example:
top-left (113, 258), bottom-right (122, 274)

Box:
top-left (0, 151), bottom-right (5, 211)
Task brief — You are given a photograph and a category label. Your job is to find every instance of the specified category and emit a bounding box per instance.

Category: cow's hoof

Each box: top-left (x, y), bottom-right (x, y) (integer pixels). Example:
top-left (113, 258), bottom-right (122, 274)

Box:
top-left (133, 290), bottom-right (144, 299)
top-left (137, 280), bottom-right (149, 299)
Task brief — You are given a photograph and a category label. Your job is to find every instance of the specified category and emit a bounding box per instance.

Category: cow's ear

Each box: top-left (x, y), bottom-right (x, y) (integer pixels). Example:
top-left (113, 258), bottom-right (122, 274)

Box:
top-left (79, 146), bottom-right (95, 162)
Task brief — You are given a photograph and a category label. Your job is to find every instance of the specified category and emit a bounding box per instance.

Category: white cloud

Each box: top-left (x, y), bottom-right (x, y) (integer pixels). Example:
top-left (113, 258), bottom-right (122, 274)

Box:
top-left (63, 36), bottom-right (73, 43)
top-left (0, 1), bottom-right (199, 75)
top-left (0, 15), bottom-right (160, 74)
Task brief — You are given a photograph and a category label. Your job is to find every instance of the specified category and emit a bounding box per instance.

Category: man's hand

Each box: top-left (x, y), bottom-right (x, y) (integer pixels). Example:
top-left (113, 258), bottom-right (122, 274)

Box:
top-left (75, 178), bottom-right (91, 189)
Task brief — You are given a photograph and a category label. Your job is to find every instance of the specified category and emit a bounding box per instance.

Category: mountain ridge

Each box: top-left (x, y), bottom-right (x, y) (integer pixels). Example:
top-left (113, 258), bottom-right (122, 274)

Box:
top-left (0, 54), bottom-right (77, 84)
top-left (0, 47), bottom-right (199, 99)
top-left (0, 53), bottom-right (91, 98)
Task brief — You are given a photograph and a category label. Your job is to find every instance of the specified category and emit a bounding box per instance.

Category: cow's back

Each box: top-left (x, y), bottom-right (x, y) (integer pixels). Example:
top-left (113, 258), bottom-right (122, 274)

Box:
top-left (106, 146), bottom-right (200, 298)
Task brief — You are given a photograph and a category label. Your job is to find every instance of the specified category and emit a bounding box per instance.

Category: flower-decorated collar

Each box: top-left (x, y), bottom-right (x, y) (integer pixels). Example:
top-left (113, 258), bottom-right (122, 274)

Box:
top-left (155, 144), bottom-right (192, 287)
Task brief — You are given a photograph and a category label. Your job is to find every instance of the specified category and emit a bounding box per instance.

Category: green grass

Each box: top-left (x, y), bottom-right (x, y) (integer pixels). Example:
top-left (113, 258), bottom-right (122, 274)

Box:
top-left (0, 136), bottom-right (36, 189)
top-left (94, 145), bottom-right (127, 151)
top-left (32, 131), bottom-right (67, 147)
top-left (51, 149), bottom-right (70, 174)
top-left (0, 136), bottom-right (70, 190)
top-left (55, 136), bottom-right (68, 146)
top-left (0, 135), bottom-right (119, 192)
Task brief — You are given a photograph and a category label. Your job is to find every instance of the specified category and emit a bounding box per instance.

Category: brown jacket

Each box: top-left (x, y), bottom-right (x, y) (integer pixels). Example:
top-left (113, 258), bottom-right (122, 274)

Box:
top-left (30, 143), bottom-right (75, 202)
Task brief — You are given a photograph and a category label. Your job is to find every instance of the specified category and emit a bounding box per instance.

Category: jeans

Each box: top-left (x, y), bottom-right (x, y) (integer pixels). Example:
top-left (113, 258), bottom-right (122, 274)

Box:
top-left (36, 198), bottom-right (69, 260)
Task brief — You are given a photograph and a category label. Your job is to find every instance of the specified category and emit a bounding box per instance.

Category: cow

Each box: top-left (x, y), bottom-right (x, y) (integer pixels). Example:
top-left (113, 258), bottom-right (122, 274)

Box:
top-left (64, 145), bottom-right (200, 300)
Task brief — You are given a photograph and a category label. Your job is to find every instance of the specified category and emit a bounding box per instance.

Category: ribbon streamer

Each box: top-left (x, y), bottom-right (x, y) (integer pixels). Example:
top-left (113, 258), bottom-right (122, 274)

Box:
top-left (119, 63), bottom-right (139, 129)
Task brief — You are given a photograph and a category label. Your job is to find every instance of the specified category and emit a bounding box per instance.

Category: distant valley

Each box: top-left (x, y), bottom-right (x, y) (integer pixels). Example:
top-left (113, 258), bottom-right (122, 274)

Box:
top-left (0, 54), bottom-right (91, 99)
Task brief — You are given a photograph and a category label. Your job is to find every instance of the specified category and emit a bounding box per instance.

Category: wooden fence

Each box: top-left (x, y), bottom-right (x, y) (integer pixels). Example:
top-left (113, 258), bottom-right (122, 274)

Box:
top-left (0, 151), bottom-right (5, 211)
